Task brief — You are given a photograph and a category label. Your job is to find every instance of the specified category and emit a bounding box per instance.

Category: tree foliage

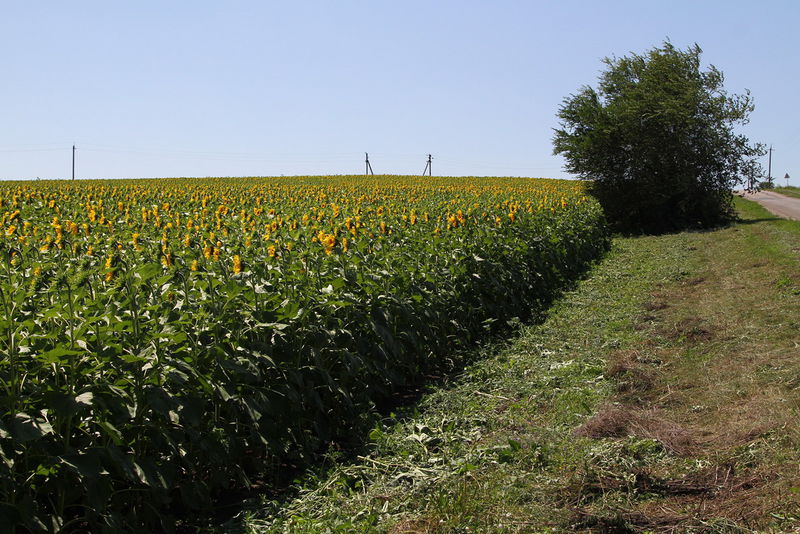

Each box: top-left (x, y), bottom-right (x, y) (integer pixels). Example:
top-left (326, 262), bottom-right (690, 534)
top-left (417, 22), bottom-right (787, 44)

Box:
top-left (553, 42), bottom-right (765, 233)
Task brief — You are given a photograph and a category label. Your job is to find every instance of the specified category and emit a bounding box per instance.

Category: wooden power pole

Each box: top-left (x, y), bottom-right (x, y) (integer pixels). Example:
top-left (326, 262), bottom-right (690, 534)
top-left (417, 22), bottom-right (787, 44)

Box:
top-left (421, 154), bottom-right (432, 176)
top-left (365, 152), bottom-right (374, 175)
top-left (767, 145), bottom-right (773, 186)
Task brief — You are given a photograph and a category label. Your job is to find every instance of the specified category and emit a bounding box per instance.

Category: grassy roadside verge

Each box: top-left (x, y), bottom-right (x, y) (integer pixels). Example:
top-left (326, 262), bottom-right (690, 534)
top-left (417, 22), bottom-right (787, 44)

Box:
top-left (772, 186), bottom-right (800, 199)
top-left (228, 198), bottom-right (800, 533)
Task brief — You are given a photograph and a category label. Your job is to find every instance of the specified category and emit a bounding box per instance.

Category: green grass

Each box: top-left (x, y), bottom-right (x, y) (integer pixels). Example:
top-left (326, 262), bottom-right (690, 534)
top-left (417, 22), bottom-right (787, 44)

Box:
top-left (223, 198), bottom-right (800, 533)
top-left (772, 185), bottom-right (800, 199)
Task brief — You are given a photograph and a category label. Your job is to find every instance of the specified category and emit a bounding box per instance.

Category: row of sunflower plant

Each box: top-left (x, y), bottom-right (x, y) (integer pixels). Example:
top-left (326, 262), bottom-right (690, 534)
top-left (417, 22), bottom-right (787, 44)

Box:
top-left (0, 175), bottom-right (608, 532)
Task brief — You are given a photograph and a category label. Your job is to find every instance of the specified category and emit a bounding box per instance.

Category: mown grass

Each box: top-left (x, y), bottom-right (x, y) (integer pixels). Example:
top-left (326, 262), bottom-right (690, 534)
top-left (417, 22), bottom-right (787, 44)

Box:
top-left (772, 186), bottom-right (800, 199)
top-left (225, 198), bottom-right (800, 533)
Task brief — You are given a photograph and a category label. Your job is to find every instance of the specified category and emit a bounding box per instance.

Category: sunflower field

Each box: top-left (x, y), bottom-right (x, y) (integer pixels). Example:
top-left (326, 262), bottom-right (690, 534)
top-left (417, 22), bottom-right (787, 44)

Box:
top-left (0, 175), bottom-right (608, 531)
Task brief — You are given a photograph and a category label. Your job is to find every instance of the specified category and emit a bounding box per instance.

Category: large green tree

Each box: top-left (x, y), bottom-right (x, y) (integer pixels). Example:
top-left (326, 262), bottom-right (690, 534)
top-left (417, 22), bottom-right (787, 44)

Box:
top-left (553, 42), bottom-right (764, 233)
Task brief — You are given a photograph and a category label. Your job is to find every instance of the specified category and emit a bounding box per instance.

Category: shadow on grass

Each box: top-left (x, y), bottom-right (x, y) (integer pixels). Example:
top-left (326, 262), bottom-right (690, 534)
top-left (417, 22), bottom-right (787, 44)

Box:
top-left (609, 215), bottom-right (786, 238)
top-left (736, 217), bottom-right (782, 225)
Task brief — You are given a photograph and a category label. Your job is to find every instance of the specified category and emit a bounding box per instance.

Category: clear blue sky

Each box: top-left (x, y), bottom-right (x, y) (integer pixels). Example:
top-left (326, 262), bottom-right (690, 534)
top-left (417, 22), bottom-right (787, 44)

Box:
top-left (2, 1), bottom-right (798, 184)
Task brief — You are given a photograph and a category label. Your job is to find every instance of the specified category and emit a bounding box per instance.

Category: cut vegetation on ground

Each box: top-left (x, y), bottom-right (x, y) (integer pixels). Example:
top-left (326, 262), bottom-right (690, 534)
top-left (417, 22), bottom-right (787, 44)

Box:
top-left (234, 197), bottom-right (800, 533)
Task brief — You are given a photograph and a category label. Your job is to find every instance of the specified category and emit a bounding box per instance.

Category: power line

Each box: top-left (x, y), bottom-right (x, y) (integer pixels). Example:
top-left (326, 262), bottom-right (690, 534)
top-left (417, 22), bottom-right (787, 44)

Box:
top-left (1, 142), bottom-right (573, 179)
top-left (80, 143), bottom-right (356, 160)
top-left (0, 147), bottom-right (70, 153)
top-left (0, 143), bottom-right (554, 172)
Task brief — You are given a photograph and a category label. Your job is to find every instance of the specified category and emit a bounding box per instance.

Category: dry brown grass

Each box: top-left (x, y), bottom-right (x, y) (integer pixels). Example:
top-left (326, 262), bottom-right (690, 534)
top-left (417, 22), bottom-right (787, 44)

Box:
top-left (389, 518), bottom-right (439, 534)
top-left (575, 404), bottom-right (699, 456)
top-left (658, 316), bottom-right (715, 343)
top-left (571, 217), bottom-right (800, 531)
top-left (570, 462), bottom-right (780, 532)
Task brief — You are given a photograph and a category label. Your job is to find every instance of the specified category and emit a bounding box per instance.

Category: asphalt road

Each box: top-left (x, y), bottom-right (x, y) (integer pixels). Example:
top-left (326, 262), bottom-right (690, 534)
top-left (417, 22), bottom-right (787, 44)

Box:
top-left (740, 190), bottom-right (800, 221)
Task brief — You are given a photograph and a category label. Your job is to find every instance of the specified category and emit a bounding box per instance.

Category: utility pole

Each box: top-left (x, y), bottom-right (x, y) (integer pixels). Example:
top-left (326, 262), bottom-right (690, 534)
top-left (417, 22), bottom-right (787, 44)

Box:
top-left (72, 144), bottom-right (76, 180)
top-left (767, 145), bottom-right (773, 187)
top-left (421, 154), bottom-right (432, 177)
top-left (365, 152), bottom-right (374, 175)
